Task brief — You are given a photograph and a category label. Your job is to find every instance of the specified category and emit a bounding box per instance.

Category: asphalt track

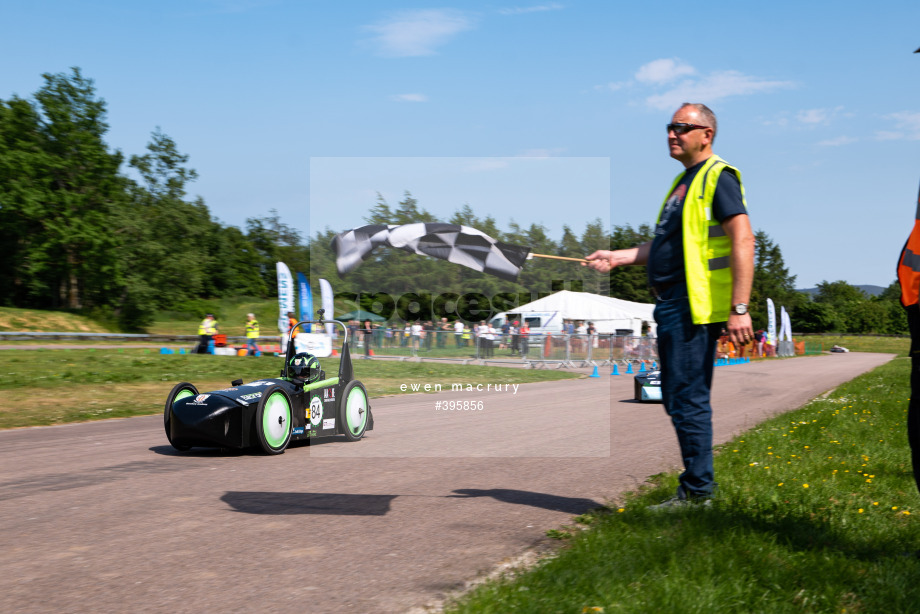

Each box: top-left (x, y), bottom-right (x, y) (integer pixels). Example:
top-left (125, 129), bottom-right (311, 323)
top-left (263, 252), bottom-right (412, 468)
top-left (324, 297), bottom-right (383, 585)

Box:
top-left (0, 352), bottom-right (894, 613)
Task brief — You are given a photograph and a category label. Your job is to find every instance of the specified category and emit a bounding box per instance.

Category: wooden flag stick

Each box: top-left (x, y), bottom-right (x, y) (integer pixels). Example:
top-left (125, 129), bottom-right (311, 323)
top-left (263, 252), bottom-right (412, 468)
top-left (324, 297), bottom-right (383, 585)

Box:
top-left (530, 252), bottom-right (588, 263)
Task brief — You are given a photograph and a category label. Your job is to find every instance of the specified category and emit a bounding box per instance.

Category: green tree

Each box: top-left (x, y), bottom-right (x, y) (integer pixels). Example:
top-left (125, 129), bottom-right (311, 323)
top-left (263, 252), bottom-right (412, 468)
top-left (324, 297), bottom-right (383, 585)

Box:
top-left (203, 223), bottom-right (268, 298)
top-left (0, 96), bottom-right (47, 305)
top-left (608, 224), bottom-right (655, 303)
top-left (0, 69), bottom-right (127, 311)
top-left (842, 299), bottom-right (890, 334)
top-left (793, 300), bottom-right (841, 333)
top-left (118, 129), bottom-right (212, 327)
top-left (877, 280), bottom-right (908, 334)
top-left (580, 219), bottom-right (609, 296)
top-left (0, 68), bottom-right (312, 330)
top-left (751, 230), bottom-right (802, 330)
top-left (811, 280), bottom-right (866, 332)
top-left (33, 68), bottom-right (127, 310)
top-left (814, 280), bottom-right (868, 307)
top-left (246, 210), bottom-right (309, 293)
top-left (364, 193), bottom-right (393, 224)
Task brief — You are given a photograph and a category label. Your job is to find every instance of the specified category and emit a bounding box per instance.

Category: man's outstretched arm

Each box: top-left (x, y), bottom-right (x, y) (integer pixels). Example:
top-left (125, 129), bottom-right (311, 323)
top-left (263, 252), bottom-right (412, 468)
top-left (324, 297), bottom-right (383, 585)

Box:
top-left (584, 241), bottom-right (652, 273)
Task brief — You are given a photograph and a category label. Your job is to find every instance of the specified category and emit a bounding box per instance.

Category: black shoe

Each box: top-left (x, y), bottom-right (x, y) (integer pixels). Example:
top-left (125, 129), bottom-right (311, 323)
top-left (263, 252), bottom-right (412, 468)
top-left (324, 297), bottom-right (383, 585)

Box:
top-left (649, 496), bottom-right (712, 511)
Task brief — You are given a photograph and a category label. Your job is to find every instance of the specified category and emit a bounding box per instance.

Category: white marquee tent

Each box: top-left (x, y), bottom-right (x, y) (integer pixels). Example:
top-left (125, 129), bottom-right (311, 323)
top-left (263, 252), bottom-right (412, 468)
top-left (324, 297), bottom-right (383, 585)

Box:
top-left (507, 290), bottom-right (656, 336)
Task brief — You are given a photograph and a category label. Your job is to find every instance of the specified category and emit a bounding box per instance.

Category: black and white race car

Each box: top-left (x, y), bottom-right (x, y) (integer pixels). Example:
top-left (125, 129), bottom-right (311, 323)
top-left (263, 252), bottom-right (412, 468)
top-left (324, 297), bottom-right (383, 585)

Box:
top-left (633, 369), bottom-right (663, 403)
top-left (163, 311), bottom-right (372, 454)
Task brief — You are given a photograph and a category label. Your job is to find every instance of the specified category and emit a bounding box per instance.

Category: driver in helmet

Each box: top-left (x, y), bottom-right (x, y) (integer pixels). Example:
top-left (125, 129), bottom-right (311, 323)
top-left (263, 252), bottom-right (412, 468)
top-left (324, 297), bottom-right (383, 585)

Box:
top-left (289, 352), bottom-right (322, 385)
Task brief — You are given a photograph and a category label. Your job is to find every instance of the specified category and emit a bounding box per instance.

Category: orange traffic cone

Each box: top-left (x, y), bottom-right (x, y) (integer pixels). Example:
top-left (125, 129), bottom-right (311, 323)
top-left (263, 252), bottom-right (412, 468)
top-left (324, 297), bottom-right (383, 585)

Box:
top-left (332, 348), bottom-right (339, 356)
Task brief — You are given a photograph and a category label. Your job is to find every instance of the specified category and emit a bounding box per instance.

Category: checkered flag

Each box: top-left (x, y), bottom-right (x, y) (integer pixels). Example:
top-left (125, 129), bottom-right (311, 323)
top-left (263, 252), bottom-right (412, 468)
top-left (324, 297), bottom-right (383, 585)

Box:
top-left (331, 223), bottom-right (532, 282)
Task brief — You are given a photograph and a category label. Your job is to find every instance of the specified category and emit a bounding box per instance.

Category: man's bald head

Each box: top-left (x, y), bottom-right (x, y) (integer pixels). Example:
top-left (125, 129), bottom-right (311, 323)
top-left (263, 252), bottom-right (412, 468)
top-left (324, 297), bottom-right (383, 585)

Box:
top-left (679, 103), bottom-right (717, 143)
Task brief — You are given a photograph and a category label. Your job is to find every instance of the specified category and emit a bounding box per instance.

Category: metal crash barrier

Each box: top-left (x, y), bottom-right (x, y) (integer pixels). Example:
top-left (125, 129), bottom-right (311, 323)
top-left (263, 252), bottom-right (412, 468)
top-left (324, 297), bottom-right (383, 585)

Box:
top-left (333, 325), bottom-right (662, 369)
top-left (475, 333), bottom-right (660, 369)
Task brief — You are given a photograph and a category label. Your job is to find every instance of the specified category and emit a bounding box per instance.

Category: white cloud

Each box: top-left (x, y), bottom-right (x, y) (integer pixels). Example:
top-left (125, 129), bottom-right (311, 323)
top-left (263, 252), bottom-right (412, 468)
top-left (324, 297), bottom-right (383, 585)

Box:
top-left (598, 60), bottom-right (793, 110)
top-left (635, 58), bottom-right (695, 84)
top-left (796, 106), bottom-right (846, 125)
top-left (390, 93), bottom-right (429, 102)
top-left (516, 148), bottom-right (567, 158)
top-left (645, 70), bottom-right (795, 111)
top-left (498, 3), bottom-right (564, 15)
top-left (875, 111), bottom-right (920, 140)
top-left (364, 9), bottom-right (474, 57)
top-left (797, 109), bottom-right (831, 124)
top-left (464, 159), bottom-right (510, 172)
top-left (201, 0), bottom-right (279, 13)
top-left (595, 81), bottom-right (630, 92)
top-left (817, 136), bottom-right (857, 147)
top-left (761, 115), bottom-right (790, 128)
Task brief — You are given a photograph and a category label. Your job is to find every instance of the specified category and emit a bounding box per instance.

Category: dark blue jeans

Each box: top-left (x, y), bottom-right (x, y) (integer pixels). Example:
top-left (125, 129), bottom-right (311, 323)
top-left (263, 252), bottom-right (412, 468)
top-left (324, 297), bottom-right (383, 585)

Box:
top-left (654, 285), bottom-right (722, 499)
top-left (906, 303), bottom-right (920, 496)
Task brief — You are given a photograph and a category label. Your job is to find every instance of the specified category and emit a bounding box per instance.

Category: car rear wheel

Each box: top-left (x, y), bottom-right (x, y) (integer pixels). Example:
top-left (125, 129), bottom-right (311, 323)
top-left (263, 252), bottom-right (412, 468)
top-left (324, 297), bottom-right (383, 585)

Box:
top-left (340, 380), bottom-right (369, 441)
top-left (164, 382), bottom-right (197, 451)
top-left (256, 385), bottom-right (293, 454)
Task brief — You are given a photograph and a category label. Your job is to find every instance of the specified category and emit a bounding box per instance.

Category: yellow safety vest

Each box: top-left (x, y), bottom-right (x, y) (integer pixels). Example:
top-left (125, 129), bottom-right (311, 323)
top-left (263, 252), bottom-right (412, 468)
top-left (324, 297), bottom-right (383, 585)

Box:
top-left (246, 320), bottom-right (260, 338)
top-left (658, 155), bottom-right (747, 324)
top-left (198, 319), bottom-right (216, 335)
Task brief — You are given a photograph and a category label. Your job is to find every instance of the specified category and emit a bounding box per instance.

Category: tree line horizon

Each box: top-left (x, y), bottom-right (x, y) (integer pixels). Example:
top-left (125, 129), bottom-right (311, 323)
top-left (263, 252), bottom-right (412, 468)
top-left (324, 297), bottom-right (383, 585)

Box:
top-left (0, 68), bottom-right (906, 334)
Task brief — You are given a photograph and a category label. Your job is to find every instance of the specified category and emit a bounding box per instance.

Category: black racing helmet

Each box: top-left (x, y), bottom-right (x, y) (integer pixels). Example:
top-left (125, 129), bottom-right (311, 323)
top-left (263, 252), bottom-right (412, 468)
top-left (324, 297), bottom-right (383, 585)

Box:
top-left (289, 352), bottom-right (321, 384)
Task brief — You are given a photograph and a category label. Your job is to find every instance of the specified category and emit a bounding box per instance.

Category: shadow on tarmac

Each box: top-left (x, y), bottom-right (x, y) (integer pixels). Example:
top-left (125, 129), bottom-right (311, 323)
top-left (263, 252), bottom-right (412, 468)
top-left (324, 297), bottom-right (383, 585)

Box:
top-left (220, 488), bottom-right (604, 517)
top-left (221, 491), bottom-right (398, 515)
top-left (448, 488), bottom-right (602, 514)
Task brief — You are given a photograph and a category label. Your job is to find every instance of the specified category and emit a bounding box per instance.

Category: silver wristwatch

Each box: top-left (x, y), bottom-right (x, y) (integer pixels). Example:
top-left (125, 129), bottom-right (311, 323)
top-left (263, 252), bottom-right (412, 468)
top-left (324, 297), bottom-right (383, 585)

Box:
top-left (731, 303), bottom-right (748, 315)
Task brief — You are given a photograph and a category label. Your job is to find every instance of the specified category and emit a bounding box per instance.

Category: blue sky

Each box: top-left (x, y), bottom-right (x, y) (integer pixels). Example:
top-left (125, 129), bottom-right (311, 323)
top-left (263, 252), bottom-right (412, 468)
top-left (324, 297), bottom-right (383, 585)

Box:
top-left (2, 1), bottom-right (918, 289)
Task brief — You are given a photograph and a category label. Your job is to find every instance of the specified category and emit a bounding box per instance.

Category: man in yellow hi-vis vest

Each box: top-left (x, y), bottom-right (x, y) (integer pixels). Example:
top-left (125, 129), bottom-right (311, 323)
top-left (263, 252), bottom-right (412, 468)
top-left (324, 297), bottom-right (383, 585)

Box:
top-left (245, 313), bottom-right (260, 357)
top-left (196, 314), bottom-right (218, 354)
top-left (586, 103), bottom-right (755, 507)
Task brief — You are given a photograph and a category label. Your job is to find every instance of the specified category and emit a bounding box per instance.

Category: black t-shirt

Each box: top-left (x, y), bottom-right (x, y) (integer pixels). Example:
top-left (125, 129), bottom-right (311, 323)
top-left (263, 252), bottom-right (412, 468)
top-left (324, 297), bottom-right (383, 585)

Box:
top-left (647, 159), bottom-right (747, 287)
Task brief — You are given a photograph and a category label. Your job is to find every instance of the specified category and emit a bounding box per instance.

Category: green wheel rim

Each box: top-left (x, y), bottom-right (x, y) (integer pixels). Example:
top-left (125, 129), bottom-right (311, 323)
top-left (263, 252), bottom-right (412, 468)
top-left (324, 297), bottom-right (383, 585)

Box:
top-left (344, 386), bottom-right (368, 435)
top-left (174, 389), bottom-right (195, 404)
top-left (262, 391), bottom-right (292, 449)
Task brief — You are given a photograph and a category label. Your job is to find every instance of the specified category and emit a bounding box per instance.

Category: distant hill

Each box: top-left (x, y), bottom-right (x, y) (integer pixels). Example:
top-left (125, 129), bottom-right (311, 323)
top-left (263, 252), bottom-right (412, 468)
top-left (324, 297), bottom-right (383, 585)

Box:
top-left (797, 285), bottom-right (886, 297)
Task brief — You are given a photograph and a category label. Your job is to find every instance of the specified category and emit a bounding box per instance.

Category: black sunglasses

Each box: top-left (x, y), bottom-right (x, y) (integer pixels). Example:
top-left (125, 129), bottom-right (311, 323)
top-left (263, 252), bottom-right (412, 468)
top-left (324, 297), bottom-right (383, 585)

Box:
top-left (667, 123), bottom-right (709, 135)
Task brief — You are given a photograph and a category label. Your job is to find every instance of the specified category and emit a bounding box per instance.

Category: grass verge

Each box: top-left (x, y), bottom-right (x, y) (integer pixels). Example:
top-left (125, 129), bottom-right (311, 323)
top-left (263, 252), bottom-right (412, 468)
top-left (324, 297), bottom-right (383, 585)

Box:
top-left (146, 296), bottom-right (277, 336)
top-left (0, 307), bottom-right (113, 333)
top-left (796, 334), bottom-right (909, 358)
top-left (0, 349), bottom-right (578, 429)
top-left (446, 357), bottom-right (920, 613)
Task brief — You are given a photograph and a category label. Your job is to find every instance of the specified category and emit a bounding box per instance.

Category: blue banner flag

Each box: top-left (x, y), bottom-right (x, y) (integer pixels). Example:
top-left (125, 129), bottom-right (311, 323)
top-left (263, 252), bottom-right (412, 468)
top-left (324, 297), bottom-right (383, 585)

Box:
top-left (276, 262), bottom-right (295, 335)
top-left (297, 272), bottom-right (312, 332)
